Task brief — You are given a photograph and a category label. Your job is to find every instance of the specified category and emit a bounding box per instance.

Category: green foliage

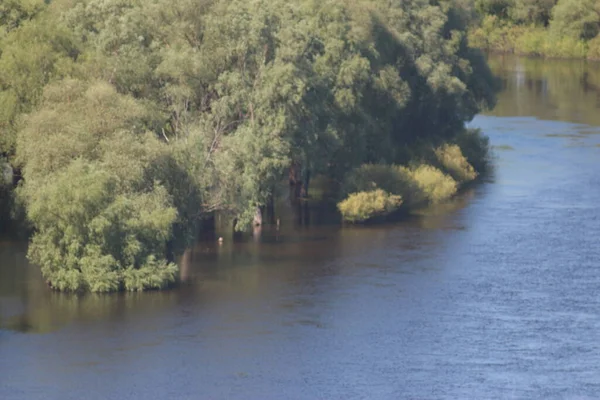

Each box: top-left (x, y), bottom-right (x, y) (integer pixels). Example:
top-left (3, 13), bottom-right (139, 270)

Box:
top-left (468, 15), bottom-right (524, 52)
top-left (434, 144), bottom-right (478, 183)
top-left (475, 0), bottom-right (512, 19)
top-left (0, 0), bottom-right (45, 35)
top-left (587, 33), bottom-right (600, 60)
top-left (338, 133), bottom-right (486, 219)
top-left (409, 165), bottom-right (458, 203)
top-left (341, 163), bottom-right (423, 208)
top-left (454, 128), bottom-right (491, 174)
top-left (5, 0), bottom-right (498, 291)
top-left (17, 80), bottom-right (191, 292)
top-left (0, 157), bottom-right (14, 229)
top-left (550, 0), bottom-right (600, 40)
top-left (470, 0), bottom-right (600, 59)
top-left (510, 0), bottom-right (557, 26)
top-left (0, 1), bottom-right (78, 159)
top-left (337, 189), bottom-right (402, 223)
top-left (23, 159), bottom-right (178, 292)
top-left (513, 26), bottom-right (547, 55)
top-left (542, 34), bottom-right (587, 58)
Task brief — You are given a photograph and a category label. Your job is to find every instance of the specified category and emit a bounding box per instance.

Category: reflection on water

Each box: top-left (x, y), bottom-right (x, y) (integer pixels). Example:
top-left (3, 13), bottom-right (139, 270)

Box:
top-left (0, 192), bottom-right (476, 335)
top-left (488, 54), bottom-right (600, 127)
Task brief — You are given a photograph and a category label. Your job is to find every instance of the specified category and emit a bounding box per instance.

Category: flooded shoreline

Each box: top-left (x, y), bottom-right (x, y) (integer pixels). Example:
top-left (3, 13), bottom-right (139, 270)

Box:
top-left (2, 54), bottom-right (600, 399)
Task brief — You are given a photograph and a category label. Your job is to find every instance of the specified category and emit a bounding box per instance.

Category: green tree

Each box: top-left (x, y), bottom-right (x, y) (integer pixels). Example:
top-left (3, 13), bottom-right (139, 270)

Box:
top-left (0, 0), bottom-right (79, 161)
top-left (550, 0), bottom-right (600, 40)
top-left (510, 0), bottom-right (557, 25)
top-left (9, 0), bottom-right (497, 291)
top-left (475, 0), bottom-right (513, 19)
top-left (17, 80), bottom-right (190, 291)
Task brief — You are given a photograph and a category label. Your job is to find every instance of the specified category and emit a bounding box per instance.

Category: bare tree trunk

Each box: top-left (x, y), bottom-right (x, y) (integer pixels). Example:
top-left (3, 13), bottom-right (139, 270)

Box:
top-left (253, 206), bottom-right (262, 226)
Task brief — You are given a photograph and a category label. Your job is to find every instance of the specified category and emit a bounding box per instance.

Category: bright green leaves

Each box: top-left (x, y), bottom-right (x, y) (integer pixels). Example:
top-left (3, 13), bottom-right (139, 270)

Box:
top-left (18, 80), bottom-right (182, 291)
top-left (26, 162), bottom-right (178, 292)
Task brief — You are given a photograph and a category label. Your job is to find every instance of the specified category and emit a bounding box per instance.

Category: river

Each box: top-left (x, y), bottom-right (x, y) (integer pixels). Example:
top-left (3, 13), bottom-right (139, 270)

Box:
top-left (2, 54), bottom-right (600, 399)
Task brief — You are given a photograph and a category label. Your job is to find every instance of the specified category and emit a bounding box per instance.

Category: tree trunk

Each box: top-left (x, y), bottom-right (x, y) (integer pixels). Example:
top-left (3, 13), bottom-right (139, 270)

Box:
top-left (253, 206), bottom-right (262, 226)
top-left (289, 161), bottom-right (302, 199)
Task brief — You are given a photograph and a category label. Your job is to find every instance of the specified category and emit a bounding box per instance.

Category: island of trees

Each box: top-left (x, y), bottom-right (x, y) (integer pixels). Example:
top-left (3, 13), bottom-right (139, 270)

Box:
top-left (0, 0), bottom-right (497, 292)
top-left (467, 0), bottom-right (600, 59)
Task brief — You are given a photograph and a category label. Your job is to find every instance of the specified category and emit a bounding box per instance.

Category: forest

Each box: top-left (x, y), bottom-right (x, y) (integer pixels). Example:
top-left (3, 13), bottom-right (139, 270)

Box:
top-left (467, 0), bottom-right (600, 59)
top-left (0, 0), bottom-right (497, 292)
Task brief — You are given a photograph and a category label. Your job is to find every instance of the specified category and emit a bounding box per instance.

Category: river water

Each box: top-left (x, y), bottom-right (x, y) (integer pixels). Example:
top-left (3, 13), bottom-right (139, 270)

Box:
top-left (2, 54), bottom-right (600, 399)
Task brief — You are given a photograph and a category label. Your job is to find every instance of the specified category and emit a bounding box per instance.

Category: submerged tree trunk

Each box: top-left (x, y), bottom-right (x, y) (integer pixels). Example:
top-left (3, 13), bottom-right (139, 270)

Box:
top-left (253, 206), bottom-right (262, 226)
top-left (265, 193), bottom-right (275, 225)
top-left (289, 161), bottom-right (302, 199)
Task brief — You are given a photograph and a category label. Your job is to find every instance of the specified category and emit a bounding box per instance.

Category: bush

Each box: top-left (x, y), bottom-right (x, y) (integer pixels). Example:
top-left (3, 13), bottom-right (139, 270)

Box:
top-left (550, 0), bottom-right (600, 41)
top-left (454, 128), bottom-right (491, 174)
top-left (24, 160), bottom-right (179, 292)
top-left (542, 35), bottom-right (587, 58)
top-left (514, 26), bottom-right (547, 56)
top-left (469, 15), bottom-right (527, 52)
top-left (434, 144), bottom-right (478, 183)
top-left (337, 189), bottom-right (403, 223)
top-left (588, 34), bottom-right (600, 60)
top-left (409, 165), bottom-right (458, 203)
top-left (341, 163), bottom-right (423, 207)
top-left (468, 16), bottom-right (589, 59)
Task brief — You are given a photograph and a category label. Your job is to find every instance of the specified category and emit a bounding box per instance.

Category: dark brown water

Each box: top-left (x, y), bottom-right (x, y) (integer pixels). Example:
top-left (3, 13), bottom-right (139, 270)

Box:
top-left (2, 54), bottom-right (600, 399)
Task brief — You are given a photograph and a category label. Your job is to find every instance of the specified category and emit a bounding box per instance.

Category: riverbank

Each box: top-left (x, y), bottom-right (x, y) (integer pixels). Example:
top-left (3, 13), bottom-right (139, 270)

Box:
top-left (468, 18), bottom-right (600, 60)
top-left (0, 0), bottom-right (497, 292)
top-left (337, 129), bottom-right (490, 223)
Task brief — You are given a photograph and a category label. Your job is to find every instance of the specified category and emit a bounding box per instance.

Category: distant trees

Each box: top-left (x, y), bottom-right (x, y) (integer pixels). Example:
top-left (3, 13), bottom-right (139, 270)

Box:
top-left (469, 0), bottom-right (600, 59)
top-left (473, 0), bottom-right (558, 25)
top-left (1, 0), bottom-right (497, 291)
top-left (511, 0), bottom-right (556, 25)
top-left (550, 0), bottom-right (600, 40)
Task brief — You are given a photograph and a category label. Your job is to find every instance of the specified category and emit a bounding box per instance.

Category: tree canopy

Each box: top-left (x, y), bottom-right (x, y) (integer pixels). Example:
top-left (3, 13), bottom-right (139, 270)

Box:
top-left (0, 0), bottom-right (497, 291)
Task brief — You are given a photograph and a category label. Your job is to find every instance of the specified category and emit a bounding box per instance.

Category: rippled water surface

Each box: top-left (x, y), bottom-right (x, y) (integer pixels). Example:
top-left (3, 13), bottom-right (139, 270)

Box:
top-left (2, 54), bottom-right (600, 399)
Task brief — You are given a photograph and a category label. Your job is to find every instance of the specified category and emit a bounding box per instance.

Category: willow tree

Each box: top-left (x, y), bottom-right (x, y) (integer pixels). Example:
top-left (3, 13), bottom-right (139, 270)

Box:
top-left (11, 0), bottom-right (497, 291)
top-left (0, 0), bottom-right (78, 162)
top-left (16, 80), bottom-right (189, 291)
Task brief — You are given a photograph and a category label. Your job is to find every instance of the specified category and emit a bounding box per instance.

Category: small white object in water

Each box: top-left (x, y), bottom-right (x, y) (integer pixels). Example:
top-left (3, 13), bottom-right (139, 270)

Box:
top-left (218, 237), bottom-right (224, 244)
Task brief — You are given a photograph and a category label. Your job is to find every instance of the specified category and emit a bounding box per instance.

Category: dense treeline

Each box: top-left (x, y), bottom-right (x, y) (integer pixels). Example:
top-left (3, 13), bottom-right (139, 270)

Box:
top-left (467, 0), bottom-right (600, 59)
top-left (0, 0), bottom-right (496, 292)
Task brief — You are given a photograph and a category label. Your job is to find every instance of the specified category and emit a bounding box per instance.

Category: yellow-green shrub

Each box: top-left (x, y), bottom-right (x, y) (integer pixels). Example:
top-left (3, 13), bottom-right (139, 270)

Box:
top-left (587, 34), bottom-right (600, 60)
top-left (542, 35), bottom-right (587, 58)
top-left (468, 18), bottom-right (590, 60)
top-left (409, 165), bottom-right (457, 203)
top-left (468, 16), bottom-right (524, 52)
top-left (341, 164), bottom-right (422, 207)
top-left (514, 27), bottom-right (547, 56)
top-left (434, 144), bottom-right (477, 184)
top-left (338, 189), bottom-right (403, 223)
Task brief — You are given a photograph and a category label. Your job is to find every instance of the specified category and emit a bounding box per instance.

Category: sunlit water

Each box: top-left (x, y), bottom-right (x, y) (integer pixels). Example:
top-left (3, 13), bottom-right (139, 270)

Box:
top-left (2, 54), bottom-right (600, 399)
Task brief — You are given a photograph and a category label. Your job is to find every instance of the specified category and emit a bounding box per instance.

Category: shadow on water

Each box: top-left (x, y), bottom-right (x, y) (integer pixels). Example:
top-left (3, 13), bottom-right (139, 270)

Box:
top-left (0, 186), bottom-right (479, 335)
